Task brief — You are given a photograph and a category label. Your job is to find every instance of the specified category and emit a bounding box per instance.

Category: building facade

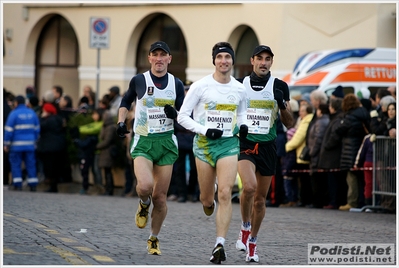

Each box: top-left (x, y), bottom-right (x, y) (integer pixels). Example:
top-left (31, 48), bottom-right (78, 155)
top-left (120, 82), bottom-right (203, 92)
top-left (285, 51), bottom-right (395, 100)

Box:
top-left (3, 2), bottom-right (397, 106)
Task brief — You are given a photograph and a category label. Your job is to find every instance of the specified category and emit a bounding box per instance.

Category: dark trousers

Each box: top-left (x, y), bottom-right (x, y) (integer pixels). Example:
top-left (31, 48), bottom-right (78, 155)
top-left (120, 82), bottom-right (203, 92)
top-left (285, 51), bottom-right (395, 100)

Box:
top-left (327, 170), bottom-right (348, 207)
top-left (38, 151), bottom-right (64, 191)
top-left (3, 151), bottom-right (11, 185)
top-left (79, 155), bottom-right (94, 191)
top-left (173, 149), bottom-right (198, 199)
top-left (124, 158), bottom-right (136, 195)
top-left (297, 164), bottom-right (313, 206)
top-left (104, 167), bottom-right (114, 195)
top-left (311, 171), bottom-right (329, 208)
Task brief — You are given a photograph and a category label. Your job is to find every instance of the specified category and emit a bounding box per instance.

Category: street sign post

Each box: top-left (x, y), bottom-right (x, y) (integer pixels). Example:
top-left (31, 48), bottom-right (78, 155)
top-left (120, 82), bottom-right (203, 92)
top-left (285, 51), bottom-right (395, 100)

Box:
top-left (90, 17), bottom-right (110, 108)
top-left (90, 17), bottom-right (110, 49)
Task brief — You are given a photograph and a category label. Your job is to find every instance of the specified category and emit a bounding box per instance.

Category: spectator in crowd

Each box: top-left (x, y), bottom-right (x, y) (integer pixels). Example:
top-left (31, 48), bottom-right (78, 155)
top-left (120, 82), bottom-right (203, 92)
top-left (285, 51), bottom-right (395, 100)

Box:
top-left (370, 95), bottom-right (396, 135)
top-left (318, 98), bottom-right (347, 209)
top-left (121, 104), bottom-right (137, 197)
top-left (335, 93), bottom-right (370, 211)
top-left (54, 94), bottom-right (74, 184)
top-left (58, 95), bottom-right (74, 124)
top-left (283, 103), bottom-right (314, 207)
top-left (4, 95), bottom-right (40, 191)
top-left (278, 100), bottom-right (300, 208)
top-left (27, 95), bottom-right (41, 117)
top-left (52, 85), bottom-right (63, 107)
top-left (331, 85), bottom-right (344, 99)
top-left (74, 108), bottom-right (105, 195)
top-left (82, 85), bottom-right (96, 110)
top-left (358, 87), bottom-right (372, 112)
top-left (37, 102), bottom-right (67, 193)
top-left (271, 113), bottom-right (289, 207)
top-left (3, 88), bottom-right (13, 185)
top-left (299, 93), bottom-right (311, 106)
top-left (41, 89), bottom-right (55, 106)
top-left (99, 94), bottom-right (111, 110)
top-left (354, 133), bottom-right (374, 206)
top-left (96, 110), bottom-right (119, 196)
top-left (371, 88), bottom-right (391, 118)
top-left (171, 86), bottom-right (198, 203)
top-left (279, 123), bottom-right (299, 207)
top-left (380, 102), bottom-right (396, 212)
top-left (59, 95), bottom-right (73, 110)
top-left (25, 86), bottom-right (36, 100)
top-left (385, 102), bottom-right (396, 138)
top-left (108, 86), bottom-right (122, 117)
top-left (307, 103), bottom-right (330, 208)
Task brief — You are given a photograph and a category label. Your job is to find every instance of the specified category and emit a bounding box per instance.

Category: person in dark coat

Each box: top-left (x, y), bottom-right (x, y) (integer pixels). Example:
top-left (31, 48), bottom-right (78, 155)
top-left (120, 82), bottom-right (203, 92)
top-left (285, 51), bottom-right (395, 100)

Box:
top-left (3, 88), bottom-right (13, 185)
top-left (307, 103), bottom-right (330, 208)
top-left (335, 94), bottom-right (370, 210)
top-left (385, 102), bottom-right (396, 137)
top-left (318, 98), bottom-right (347, 209)
top-left (96, 110), bottom-right (118, 196)
top-left (36, 103), bottom-right (66, 193)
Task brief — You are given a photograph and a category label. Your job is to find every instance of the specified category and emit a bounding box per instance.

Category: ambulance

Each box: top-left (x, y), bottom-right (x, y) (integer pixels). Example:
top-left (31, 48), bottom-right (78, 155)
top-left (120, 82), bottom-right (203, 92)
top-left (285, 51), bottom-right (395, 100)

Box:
top-left (283, 47), bottom-right (396, 99)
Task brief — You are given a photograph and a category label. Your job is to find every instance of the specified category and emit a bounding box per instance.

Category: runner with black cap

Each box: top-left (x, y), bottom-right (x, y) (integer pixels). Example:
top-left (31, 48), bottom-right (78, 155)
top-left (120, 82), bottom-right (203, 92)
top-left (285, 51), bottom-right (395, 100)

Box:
top-left (234, 45), bottom-right (295, 262)
top-left (178, 41), bottom-right (248, 264)
top-left (116, 40), bottom-right (185, 255)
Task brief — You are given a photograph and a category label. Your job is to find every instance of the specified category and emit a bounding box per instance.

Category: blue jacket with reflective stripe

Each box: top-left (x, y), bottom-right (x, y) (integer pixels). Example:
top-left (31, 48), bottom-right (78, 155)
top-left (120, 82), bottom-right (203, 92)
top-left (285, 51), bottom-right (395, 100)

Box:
top-left (4, 104), bottom-right (40, 151)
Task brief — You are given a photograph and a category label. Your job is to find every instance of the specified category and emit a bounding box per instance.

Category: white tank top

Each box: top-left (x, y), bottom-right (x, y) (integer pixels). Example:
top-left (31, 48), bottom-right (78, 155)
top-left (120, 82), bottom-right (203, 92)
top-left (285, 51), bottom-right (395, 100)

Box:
top-left (133, 71), bottom-right (176, 136)
top-left (243, 75), bottom-right (277, 135)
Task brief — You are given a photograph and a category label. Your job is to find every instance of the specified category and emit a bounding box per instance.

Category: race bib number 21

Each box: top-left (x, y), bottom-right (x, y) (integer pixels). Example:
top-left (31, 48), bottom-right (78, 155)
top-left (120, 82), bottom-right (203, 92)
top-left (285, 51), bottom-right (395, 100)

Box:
top-left (205, 110), bottom-right (234, 137)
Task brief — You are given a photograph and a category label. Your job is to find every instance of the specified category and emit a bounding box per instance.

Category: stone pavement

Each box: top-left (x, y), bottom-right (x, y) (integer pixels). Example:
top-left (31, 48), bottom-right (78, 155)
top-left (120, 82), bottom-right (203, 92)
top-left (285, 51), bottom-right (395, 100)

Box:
top-left (2, 185), bottom-right (396, 267)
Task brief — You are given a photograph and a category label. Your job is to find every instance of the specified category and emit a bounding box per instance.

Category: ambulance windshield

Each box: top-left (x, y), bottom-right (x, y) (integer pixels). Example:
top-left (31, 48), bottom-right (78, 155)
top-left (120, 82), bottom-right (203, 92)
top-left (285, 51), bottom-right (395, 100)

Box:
top-left (289, 85), bottom-right (318, 99)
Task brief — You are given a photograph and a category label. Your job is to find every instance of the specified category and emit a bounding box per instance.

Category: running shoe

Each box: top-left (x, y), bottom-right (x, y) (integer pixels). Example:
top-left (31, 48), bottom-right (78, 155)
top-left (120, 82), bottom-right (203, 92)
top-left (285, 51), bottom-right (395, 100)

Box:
top-left (235, 229), bottom-right (250, 251)
top-left (203, 200), bottom-right (216, 216)
top-left (210, 243), bottom-right (226, 264)
top-left (245, 241), bottom-right (259, 262)
top-left (147, 236), bottom-right (161, 255)
top-left (135, 197), bottom-right (151, 228)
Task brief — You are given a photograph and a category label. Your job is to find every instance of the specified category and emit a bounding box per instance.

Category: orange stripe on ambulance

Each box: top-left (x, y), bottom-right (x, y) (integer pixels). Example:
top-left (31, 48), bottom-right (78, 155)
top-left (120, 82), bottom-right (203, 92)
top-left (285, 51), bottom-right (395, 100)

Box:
top-left (285, 48), bottom-right (396, 99)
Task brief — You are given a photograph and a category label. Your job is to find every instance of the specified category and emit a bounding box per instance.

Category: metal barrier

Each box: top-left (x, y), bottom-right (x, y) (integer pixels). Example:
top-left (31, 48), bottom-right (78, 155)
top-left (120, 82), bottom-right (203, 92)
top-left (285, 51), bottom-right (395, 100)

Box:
top-left (351, 136), bottom-right (396, 213)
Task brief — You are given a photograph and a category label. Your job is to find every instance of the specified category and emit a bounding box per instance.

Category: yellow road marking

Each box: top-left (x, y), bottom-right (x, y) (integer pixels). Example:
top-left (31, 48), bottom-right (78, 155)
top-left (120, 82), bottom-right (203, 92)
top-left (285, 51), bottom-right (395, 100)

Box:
top-left (74, 246), bottom-right (94, 252)
top-left (3, 247), bottom-right (16, 254)
top-left (3, 247), bottom-right (35, 255)
top-left (17, 218), bottom-right (31, 222)
top-left (35, 224), bottom-right (46, 228)
top-left (92, 255), bottom-right (115, 262)
top-left (3, 213), bottom-right (13, 217)
top-left (45, 245), bottom-right (91, 265)
top-left (44, 229), bottom-right (59, 234)
top-left (59, 238), bottom-right (77, 243)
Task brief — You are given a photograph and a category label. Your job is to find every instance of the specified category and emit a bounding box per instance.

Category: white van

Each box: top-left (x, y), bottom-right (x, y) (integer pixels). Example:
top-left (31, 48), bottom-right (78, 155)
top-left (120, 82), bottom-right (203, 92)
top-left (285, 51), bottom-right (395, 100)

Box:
top-left (283, 48), bottom-right (396, 99)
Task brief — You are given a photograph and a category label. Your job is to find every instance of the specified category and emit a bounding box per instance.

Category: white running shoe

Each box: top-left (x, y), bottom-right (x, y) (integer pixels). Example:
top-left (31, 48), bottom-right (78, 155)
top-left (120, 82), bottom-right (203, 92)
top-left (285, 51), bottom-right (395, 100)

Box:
top-left (246, 241), bottom-right (259, 262)
top-left (235, 229), bottom-right (250, 251)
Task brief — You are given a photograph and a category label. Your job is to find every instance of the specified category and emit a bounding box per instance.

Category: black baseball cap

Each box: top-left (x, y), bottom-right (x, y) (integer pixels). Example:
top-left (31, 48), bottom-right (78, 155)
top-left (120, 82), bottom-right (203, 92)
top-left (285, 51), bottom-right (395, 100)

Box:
top-left (252, 45), bottom-right (274, 57)
top-left (149, 41), bottom-right (171, 54)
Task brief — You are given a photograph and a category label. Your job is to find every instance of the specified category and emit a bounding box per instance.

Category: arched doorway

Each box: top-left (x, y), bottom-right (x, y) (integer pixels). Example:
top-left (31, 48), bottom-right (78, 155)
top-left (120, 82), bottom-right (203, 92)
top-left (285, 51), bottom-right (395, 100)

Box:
top-left (136, 14), bottom-right (187, 83)
top-left (35, 15), bottom-right (80, 106)
top-left (234, 27), bottom-right (259, 79)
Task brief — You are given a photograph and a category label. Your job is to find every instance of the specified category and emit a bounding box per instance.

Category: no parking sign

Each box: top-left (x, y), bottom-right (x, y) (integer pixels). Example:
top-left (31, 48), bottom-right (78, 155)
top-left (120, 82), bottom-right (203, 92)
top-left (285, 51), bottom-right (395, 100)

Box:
top-left (90, 17), bottom-right (110, 49)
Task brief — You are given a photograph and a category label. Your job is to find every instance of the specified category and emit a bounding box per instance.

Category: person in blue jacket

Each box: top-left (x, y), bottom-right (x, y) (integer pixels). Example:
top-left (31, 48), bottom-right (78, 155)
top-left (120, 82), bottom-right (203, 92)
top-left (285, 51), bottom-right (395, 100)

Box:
top-left (4, 95), bottom-right (40, 191)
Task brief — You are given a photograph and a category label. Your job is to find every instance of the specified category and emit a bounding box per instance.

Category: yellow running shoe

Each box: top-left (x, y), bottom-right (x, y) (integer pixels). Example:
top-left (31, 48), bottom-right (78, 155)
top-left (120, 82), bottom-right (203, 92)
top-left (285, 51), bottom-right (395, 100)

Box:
top-left (135, 198), bottom-right (151, 229)
top-left (147, 236), bottom-right (161, 255)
